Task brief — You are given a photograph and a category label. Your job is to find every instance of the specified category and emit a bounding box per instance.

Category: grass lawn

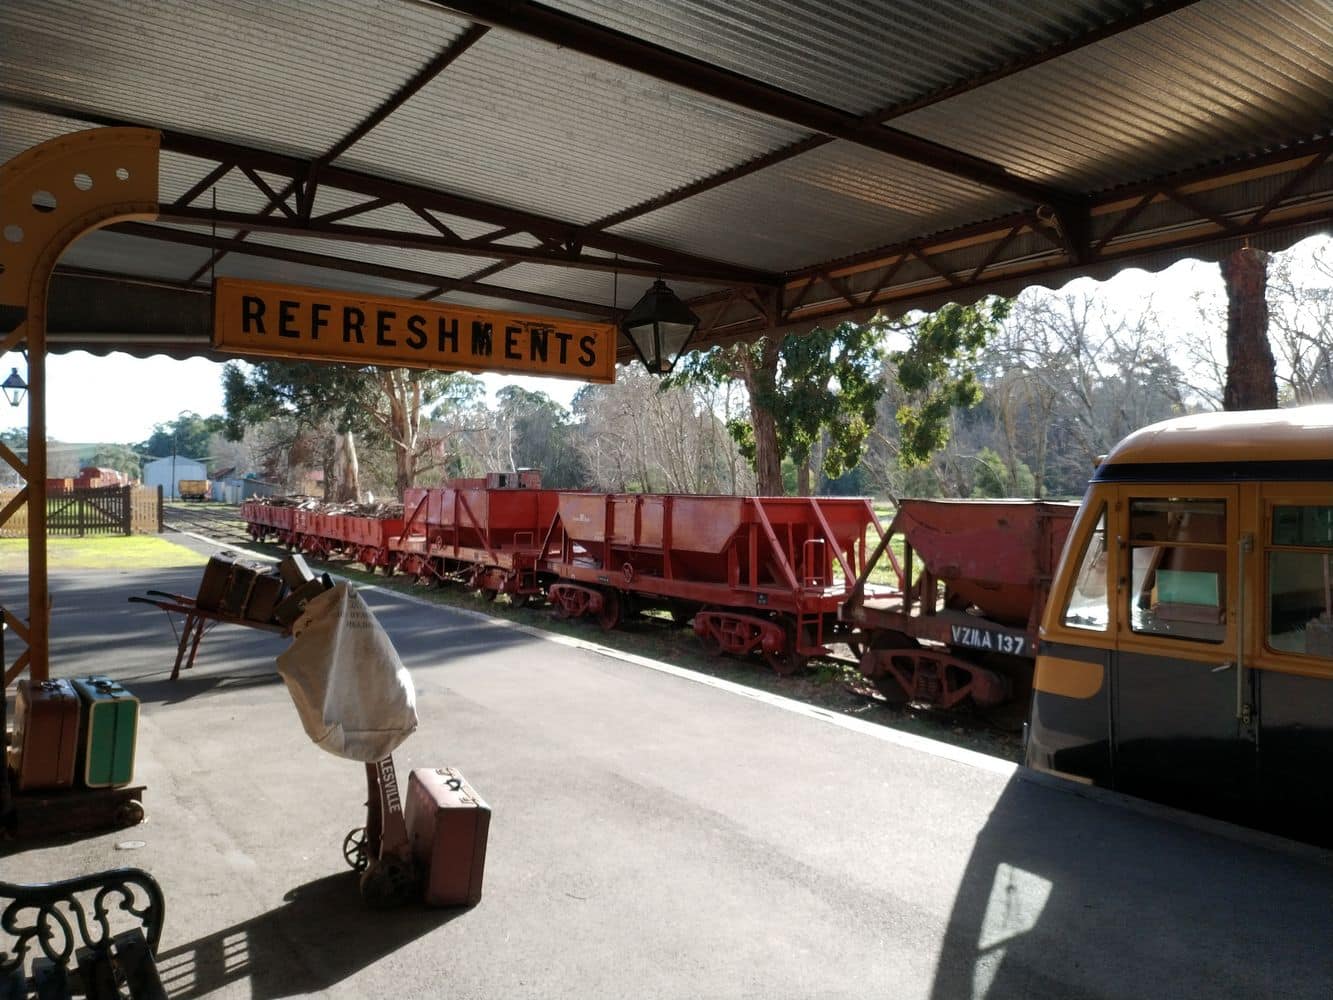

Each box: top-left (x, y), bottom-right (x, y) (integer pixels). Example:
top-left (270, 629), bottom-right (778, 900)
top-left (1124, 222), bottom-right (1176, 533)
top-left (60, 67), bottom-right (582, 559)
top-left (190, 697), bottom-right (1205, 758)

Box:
top-left (0, 536), bottom-right (207, 572)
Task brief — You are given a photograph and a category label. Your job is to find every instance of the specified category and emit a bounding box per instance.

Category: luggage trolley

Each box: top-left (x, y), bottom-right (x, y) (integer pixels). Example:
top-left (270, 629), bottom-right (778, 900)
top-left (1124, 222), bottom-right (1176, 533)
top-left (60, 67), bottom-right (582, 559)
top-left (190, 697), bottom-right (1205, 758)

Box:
top-left (273, 581), bottom-right (489, 907)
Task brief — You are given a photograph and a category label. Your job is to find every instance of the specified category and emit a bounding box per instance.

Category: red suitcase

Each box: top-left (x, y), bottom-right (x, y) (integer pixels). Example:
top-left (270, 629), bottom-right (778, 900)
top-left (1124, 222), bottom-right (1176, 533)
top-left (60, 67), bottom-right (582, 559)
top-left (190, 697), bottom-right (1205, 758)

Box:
top-left (9, 679), bottom-right (82, 791)
top-left (405, 768), bottom-right (491, 907)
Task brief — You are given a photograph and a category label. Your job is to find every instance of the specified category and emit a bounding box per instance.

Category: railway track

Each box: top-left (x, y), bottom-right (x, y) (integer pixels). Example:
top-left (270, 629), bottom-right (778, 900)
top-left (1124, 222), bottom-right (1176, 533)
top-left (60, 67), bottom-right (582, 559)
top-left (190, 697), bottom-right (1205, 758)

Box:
top-left (161, 502), bottom-right (255, 546)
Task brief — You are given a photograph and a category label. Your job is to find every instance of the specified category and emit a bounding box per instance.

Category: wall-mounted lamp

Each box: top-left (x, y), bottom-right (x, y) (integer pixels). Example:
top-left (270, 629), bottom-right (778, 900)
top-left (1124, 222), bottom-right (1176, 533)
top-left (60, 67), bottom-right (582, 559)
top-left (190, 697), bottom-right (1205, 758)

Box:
top-left (2, 367), bottom-right (27, 408)
top-left (621, 279), bottom-right (701, 376)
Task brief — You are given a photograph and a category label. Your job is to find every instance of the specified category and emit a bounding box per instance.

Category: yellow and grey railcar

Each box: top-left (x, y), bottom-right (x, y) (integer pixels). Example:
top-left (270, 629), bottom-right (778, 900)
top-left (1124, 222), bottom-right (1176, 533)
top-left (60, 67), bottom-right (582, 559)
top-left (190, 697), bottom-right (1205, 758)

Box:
top-left (1027, 405), bottom-right (1333, 843)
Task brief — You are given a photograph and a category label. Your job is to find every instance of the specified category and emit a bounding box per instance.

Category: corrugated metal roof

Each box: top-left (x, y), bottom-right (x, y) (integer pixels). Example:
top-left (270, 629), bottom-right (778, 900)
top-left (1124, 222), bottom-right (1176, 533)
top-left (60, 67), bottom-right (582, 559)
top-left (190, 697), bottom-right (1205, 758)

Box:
top-left (541, 0), bottom-right (1147, 114)
top-left (608, 142), bottom-right (1024, 272)
top-left (4, 0), bottom-right (1331, 359)
top-left (488, 263), bottom-right (719, 311)
top-left (0, 0), bottom-right (460, 158)
top-left (244, 230), bottom-right (493, 283)
top-left (894, 0), bottom-right (1333, 191)
top-left (60, 229), bottom-right (214, 282)
top-left (213, 252), bottom-right (433, 300)
top-left (336, 25), bottom-right (810, 226)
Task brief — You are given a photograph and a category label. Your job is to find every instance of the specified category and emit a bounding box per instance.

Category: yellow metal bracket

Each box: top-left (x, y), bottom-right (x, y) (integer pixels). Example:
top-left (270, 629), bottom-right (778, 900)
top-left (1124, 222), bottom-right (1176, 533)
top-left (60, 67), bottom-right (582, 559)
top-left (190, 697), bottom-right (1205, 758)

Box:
top-left (0, 127), bottom-right (161, 684)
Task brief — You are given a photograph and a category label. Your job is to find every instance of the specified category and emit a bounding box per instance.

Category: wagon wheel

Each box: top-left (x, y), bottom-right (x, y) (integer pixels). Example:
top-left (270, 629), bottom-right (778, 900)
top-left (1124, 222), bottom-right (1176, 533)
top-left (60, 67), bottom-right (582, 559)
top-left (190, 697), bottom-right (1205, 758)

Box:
top-left (342, 827), bottom-right (370, 872)
top-left (763, 622), bottom-right (810, 676)
top-left (596, 589), bottom-right (622, 631)
top-left (697, 624), bottom-right (724, 656)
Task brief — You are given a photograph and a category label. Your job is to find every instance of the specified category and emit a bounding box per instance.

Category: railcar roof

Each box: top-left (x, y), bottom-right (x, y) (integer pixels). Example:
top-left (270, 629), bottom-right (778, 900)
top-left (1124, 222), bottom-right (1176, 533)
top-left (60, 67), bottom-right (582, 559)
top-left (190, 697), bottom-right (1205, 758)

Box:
top-left (1, 0), bottom-right (1331, 363)
top-left (1099, 405), bottom-right (1333, 469)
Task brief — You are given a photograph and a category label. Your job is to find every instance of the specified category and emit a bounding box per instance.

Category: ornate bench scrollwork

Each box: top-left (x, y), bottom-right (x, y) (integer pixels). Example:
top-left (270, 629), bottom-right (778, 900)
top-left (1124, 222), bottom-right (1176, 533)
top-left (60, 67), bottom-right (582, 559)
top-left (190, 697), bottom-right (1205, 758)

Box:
top-left (0, 867), bottom-right (165, 999)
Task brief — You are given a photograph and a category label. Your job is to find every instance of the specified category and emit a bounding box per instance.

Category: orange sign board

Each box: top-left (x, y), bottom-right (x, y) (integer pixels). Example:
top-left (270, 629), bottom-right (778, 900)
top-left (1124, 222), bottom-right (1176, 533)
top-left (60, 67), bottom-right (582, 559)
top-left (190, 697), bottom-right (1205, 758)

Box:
top-left (212, 278), bottom-right (617, 383)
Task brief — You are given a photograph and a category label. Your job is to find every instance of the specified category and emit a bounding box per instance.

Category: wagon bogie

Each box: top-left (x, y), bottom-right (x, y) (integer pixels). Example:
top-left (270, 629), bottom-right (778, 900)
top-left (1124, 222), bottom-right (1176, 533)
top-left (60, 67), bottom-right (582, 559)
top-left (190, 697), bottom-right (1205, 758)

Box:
top-left (858, 639), bottom-right (1009, 709)
top-left (549, 582), bottom-right (604, 620)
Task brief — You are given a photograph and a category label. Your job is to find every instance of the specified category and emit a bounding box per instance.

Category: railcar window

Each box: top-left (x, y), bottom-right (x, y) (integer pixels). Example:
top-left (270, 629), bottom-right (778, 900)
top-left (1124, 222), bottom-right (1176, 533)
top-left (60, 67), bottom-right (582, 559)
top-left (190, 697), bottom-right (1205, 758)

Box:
top-left (1127, 498), bottom-right (1227, 643)
top-left (1062, 509), bottom-right (1108, 631)
top-left (1267, 505), bottom-right (1333, 661)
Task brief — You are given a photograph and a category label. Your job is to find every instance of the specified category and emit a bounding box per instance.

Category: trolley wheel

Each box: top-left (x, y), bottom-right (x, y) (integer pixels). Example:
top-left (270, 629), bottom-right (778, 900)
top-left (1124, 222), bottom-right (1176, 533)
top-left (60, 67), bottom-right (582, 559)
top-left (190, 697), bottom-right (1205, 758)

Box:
top-left (763, 623), bottom-right (810, 676)
top-left (343, 827), bottom-right (370, 872)
top-left (358, 856), bottom-right (420, 908)
top-left (511, 592), bottom-right (539, 609)
top-left (479, 587), bottom-right (499, 602)
top-left (596, 589), bottom-right (622, 631)
top-left (116, 799), bottom-right (145, 828)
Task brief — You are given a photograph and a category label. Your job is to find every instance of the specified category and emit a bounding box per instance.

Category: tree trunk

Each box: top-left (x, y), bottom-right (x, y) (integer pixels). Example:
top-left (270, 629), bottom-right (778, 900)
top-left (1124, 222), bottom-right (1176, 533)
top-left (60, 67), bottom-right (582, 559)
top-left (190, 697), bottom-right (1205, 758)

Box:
top-left (751, 407), bottom-right (783, 495)
top-left (796, 460), bottom-right (812, 497)
top-left (740, 337), bottom-right (786, 496)
top-left (1220, 247), bottom-right (1277, 411)
top-left (337, 430), bottom-right (360, 502)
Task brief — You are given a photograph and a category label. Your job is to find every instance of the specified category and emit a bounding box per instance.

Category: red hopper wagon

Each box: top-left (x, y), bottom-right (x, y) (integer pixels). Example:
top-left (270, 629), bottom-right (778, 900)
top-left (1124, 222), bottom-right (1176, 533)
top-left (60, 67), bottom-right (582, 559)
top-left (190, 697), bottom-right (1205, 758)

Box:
top-left (540, 492), bottom-right (891, 673)
top-left (390, 473), bottom-right (558, 601)
top-left (841, 499), bottom-right (1077, 710)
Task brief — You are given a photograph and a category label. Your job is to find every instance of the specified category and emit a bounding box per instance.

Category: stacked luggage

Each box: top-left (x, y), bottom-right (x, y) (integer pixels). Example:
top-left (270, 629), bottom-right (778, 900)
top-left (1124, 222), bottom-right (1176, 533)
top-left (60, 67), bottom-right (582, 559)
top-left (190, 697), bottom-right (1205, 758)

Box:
top-left (9, 675), bottom-right (140, 792)
top-left (196, 550), bottom-right (334, 628)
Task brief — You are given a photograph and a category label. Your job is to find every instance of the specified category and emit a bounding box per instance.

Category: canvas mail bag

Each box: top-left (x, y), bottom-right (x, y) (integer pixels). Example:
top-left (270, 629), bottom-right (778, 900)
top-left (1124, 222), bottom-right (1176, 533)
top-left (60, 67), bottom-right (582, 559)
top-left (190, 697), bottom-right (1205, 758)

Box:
top-left (276, 582), bottom-right (418, 762)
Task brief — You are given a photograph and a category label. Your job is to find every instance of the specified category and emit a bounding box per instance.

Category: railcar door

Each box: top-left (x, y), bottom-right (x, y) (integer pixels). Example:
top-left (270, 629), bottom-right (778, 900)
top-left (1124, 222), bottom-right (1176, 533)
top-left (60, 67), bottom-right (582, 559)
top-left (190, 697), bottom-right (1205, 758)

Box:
top-left (1254, 490), bottom-right (1333, 843)
top-left (1109, 485), bottom-right (1257, 821)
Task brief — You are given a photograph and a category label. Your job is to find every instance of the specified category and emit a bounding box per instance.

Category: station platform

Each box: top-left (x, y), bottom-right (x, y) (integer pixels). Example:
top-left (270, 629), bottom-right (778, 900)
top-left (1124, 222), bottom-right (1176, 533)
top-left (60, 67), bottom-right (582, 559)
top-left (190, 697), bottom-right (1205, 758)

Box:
top-left (6, 555), bottom-right (1332, 999)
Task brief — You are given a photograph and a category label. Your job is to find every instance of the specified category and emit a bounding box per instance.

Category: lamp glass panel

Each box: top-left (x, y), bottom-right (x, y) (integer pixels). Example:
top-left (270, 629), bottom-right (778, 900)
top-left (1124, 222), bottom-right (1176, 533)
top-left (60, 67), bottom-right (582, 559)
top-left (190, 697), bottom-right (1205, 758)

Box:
top-left (624, 322), bottom-right (660, 366)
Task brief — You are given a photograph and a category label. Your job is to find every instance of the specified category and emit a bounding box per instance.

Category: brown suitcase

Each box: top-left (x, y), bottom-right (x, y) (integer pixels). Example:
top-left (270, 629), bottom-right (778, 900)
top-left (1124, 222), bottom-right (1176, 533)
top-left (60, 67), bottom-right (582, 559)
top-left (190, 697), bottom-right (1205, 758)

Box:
top-left (405, 767), bottom-right (491, 907)
top-left (245, 571), bottom-right (286, 624)
top-left (9, 679), bottom-right (82, 791)
top-left (195, 551), bottom-right (239, 612)
top-left (272, 577), bottom-right (330, 627)
top-left (221, 560), bottom-right (268, 618)
top-left (278, 553), bottom-right (316, 589)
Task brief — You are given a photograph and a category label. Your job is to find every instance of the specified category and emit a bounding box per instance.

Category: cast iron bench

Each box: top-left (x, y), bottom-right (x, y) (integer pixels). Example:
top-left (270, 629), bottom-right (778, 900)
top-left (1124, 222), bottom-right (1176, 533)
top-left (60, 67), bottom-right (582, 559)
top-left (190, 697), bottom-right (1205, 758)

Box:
top-left (0, 868), bottom-right (165, 999)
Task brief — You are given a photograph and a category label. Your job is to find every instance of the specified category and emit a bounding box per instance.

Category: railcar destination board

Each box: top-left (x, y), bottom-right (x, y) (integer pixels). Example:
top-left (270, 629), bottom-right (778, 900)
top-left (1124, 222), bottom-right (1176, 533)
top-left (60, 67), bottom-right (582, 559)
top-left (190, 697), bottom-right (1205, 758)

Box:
top-left (212, 278), bottom-right (617, 383)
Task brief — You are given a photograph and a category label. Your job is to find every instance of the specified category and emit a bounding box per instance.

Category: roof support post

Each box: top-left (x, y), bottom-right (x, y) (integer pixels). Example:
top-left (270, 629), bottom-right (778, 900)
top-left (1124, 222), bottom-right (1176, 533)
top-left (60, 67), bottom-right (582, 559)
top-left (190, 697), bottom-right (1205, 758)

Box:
top-left (0, 127), bottom-right (161, 685)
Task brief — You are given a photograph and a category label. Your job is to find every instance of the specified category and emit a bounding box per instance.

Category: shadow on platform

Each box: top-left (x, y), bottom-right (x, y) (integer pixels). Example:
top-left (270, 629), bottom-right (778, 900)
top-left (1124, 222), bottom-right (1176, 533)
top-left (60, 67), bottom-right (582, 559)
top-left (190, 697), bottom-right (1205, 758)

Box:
top-left (927, 773), bottom-right (1333, 1000)
top-left (153, 872), bottom-right (460, 999)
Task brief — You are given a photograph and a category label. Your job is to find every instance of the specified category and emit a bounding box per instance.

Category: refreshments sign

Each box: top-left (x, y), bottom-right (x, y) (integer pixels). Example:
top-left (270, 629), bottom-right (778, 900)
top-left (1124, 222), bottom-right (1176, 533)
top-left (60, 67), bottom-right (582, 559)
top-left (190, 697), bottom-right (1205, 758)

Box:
top-left (213, 278), bottom-right (616, 383)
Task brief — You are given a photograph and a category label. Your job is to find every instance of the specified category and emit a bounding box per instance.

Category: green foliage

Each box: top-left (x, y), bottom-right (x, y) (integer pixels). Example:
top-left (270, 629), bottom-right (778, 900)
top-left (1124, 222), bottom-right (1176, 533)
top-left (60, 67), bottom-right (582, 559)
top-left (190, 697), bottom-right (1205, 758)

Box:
top-left (221, 361), bottom-right (376, 440)
top-left (970, 447), bottom-right (1036, 498)
top-left (83, 443), bottom-right (142, 480)
top-left (493, 386), bottom-right (588, 489)
top-left (135, 411), bottom-right (225, 461)
top-left (893, 297), bottom-right (1011, 467)
top-left (777, 323), bottom-right (885, 481)
top-left (821, 464), bottom-right (866, 496)
top-left (669, 321), bottom-right (886, 487)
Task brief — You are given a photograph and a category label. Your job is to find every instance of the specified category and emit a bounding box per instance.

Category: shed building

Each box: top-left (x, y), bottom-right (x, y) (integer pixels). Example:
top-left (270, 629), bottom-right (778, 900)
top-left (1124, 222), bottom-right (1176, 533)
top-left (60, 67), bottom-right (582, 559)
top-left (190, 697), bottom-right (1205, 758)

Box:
top-left (142, 456), bottom-right (206, 500)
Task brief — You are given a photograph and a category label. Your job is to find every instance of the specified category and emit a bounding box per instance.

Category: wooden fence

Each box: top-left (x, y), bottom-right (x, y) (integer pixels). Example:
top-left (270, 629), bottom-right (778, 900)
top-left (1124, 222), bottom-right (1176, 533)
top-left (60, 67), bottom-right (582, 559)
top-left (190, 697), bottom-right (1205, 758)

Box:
top-left (0, 485), bottom-right (162, 537)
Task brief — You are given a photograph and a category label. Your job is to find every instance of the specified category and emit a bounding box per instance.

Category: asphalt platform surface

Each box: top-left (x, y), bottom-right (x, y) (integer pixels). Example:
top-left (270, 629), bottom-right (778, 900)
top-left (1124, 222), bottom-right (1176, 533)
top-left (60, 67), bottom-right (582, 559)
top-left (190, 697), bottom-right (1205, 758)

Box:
top-left (4, 535), bottom-right (1332, 999)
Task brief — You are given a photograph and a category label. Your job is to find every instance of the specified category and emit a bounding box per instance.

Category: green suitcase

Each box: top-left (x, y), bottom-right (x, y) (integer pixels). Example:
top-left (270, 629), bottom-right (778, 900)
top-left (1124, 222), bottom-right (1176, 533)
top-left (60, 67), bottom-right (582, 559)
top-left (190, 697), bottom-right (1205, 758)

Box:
top-left (71, 676), bottom-right (139, 788)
